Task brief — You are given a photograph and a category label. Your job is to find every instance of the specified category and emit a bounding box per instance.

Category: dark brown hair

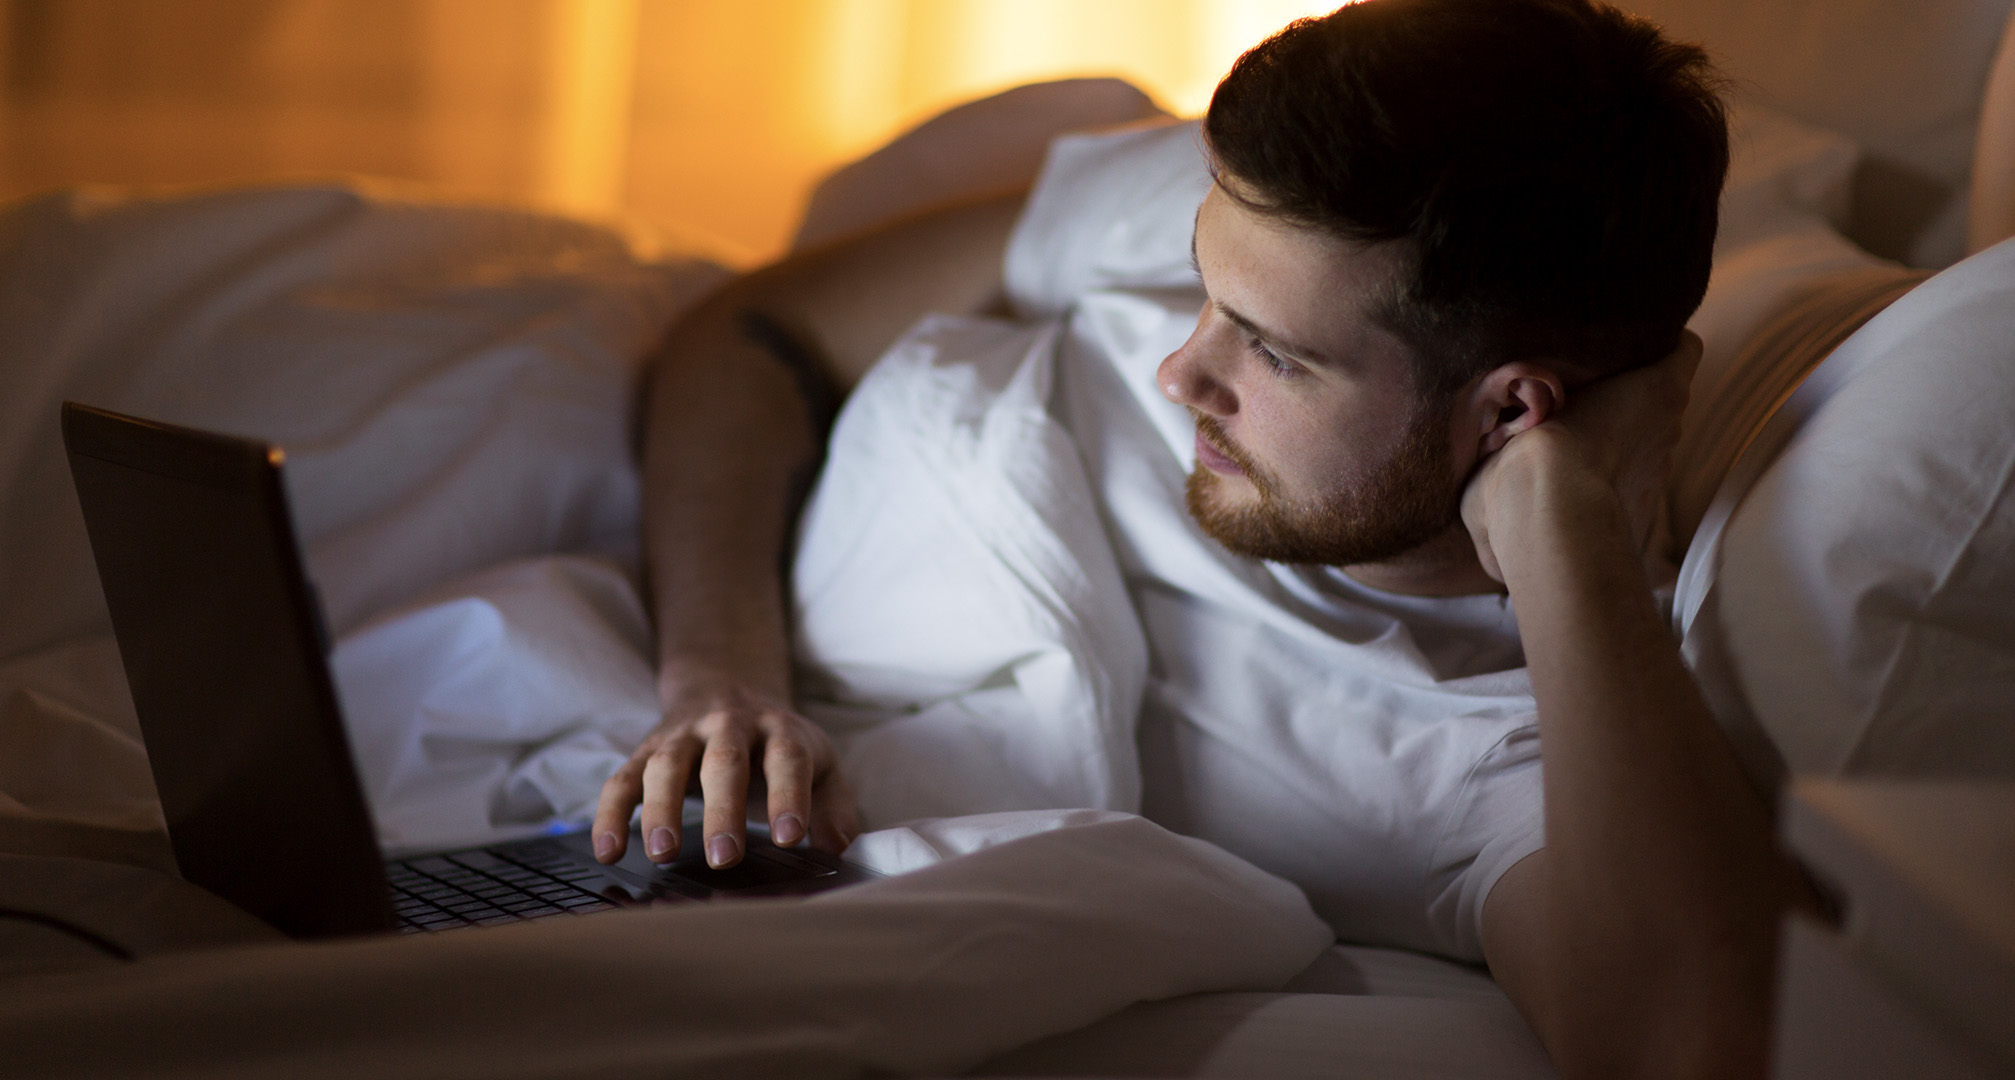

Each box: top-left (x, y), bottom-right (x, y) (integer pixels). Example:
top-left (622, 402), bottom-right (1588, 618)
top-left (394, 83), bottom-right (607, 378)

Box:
top-left (1204, 0), bottom-right (1728, 395)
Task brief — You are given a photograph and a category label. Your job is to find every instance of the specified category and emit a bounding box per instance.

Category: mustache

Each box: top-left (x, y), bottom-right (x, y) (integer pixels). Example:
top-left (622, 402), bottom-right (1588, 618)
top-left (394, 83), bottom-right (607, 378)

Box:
top-left (1187, 409), bottom-right (1284, 501)
top-left (1188, 409), bottom-right (1256, 473)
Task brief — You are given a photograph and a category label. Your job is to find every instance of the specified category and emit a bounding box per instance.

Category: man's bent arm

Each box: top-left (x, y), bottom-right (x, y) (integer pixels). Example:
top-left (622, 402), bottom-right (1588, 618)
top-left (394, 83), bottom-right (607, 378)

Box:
top-left (593, 192), bottom-right (1028, 868)
top-left (1474, 364), bottom-right (1819, 1079)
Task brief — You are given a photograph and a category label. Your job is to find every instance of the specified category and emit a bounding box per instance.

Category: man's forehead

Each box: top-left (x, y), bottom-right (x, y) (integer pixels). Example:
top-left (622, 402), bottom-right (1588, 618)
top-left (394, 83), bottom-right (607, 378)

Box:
top-left (1194, 183), bottom-right (1409, 284)
top-left (1191, 183), bottom-right (1412, 368)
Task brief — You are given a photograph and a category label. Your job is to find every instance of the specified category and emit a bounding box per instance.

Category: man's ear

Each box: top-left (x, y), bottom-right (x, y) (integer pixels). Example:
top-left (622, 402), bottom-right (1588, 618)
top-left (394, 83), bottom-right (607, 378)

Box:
top-left (1469, 362), bottom-right (1566, 455)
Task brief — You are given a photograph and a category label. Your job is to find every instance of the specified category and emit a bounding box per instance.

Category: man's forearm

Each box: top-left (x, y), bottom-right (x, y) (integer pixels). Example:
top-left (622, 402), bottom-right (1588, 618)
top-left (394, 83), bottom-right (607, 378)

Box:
top-left (611, 191), bottom-right (1025, 861)
top-left (1491, 439), bottom-right (1806, 1078)
top-left (641, 287), bottom-right (821, 701)
top-left (638, 191), bottom-right (1028, 699)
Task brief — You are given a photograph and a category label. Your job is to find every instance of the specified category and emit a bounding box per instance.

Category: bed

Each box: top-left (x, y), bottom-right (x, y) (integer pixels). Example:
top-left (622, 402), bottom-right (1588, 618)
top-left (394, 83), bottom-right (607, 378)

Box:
top-left (3, 1), bottom-right (2013, 1076)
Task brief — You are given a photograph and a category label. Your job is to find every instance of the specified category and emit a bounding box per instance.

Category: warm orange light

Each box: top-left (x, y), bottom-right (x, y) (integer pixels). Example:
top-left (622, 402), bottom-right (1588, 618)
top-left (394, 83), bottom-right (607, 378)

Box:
top-left (542, 0), bottom-right (643, 216)
top-left (0, 0), bottom-right (1347, 266)
top-left (619, 0), bottom-right (1342, 262)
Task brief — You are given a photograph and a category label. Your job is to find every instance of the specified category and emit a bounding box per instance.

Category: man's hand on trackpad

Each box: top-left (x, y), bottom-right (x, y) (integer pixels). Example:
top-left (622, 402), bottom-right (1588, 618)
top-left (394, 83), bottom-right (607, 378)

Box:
top-left (592, 667), bottom-right (860, 868)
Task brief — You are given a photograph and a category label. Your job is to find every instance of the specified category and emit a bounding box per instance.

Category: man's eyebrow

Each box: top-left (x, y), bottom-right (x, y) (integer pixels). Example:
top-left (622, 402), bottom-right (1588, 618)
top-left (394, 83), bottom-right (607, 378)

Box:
top-left (1191, 204), bottom-right (1339, 369)
top-left (1215, 302), bottom-right (1336, 368)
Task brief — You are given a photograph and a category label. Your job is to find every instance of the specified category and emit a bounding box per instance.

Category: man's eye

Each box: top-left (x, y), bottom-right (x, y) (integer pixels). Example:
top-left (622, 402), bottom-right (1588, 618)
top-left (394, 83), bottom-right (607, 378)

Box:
top-left (1247, 338), bottom-right (1299, 378)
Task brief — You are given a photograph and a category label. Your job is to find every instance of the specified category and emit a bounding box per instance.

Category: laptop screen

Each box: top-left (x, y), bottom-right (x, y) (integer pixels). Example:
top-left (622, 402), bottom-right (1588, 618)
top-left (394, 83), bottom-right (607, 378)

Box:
top-left (63, 403), bottom-right (395, 937)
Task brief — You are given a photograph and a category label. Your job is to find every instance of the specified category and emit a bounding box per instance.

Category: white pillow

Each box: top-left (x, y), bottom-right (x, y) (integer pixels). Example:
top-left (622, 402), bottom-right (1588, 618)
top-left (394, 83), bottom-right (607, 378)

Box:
top-left (1687, 236), bottom-right (2015, 780)
top-left (1670, 103), bottom-right (1898, 551)
top-left (1003, 119), bottom-right (1210, 320)
top-left (1715, 102), bottom-right (1860, 254)
top-left (792, 78), bottom-right (1168, 251)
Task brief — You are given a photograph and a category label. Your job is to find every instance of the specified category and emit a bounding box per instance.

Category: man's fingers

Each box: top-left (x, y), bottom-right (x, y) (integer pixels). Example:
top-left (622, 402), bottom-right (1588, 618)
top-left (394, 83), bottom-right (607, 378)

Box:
top-left (592, 760), bottom-right (645, 864)
top-left (639, 734), bottom-right (701, 863)
top-left (604, 693), bottom-right (852, 868)
top-left (697, 730), bottom-right (752, 867)
top-left (761, 722), bottom-right (815, 847)
top-left (808, 772), bottom-right (862, 856)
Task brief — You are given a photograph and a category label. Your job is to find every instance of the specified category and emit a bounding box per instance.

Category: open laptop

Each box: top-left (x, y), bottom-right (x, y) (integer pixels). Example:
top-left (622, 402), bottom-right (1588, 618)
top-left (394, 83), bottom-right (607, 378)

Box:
top-left (61, 402), bottom-right (874, 939)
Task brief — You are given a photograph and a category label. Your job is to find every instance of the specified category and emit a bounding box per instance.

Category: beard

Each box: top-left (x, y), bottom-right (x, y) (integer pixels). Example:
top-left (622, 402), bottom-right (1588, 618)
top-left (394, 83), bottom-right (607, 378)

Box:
top-left (1184, 401), bottom-right (1464, 567)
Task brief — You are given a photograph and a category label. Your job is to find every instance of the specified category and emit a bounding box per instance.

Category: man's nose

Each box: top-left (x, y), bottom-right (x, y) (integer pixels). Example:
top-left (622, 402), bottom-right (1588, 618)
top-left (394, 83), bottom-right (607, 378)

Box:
top-left (1158, 319), bottom-right (1238, 416)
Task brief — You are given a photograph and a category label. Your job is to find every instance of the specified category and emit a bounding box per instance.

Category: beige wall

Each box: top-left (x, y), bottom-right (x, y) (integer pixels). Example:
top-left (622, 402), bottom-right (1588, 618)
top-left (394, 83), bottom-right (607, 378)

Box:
top-left (0, 0), bottom-right (1332, 265)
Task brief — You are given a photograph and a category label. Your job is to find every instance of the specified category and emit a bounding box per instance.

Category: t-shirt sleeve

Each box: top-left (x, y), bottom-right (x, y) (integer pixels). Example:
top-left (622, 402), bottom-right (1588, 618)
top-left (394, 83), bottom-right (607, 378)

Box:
top-left (1425, 722), bottom-right (1546, 962)
top-left (1002, 119), bottom-right (1213, 319)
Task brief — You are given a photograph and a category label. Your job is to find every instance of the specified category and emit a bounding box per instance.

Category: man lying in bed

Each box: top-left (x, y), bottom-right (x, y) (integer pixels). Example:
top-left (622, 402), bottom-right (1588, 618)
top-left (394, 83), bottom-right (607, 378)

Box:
top-left (596, 0), bottom-right (1816, 1076)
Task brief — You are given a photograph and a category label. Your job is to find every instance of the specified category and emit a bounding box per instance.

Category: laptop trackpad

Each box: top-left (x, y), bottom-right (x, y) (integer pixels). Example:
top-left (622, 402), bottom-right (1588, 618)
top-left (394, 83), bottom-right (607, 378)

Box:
top-left (544, 826), bottom-right (838, 901)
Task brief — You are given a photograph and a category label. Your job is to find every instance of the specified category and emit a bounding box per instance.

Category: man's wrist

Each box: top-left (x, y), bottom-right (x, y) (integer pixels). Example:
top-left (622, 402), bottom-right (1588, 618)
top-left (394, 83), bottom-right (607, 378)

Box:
top-left (657, 651), bottom-right (792, 711)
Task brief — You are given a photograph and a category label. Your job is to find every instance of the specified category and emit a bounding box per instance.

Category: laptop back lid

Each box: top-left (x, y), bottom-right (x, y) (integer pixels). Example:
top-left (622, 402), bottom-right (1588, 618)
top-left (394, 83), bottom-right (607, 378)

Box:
top-left (62, 402), bottom-right (394, 938)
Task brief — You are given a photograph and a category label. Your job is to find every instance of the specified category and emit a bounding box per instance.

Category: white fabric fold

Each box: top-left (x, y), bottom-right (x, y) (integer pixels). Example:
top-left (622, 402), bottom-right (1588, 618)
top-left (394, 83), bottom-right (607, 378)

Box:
top-left (1, 813), bottom-right (1331, 1080)
top-left (0, 183), bottom-right (720, 843)
top-left (0, 183), bottom-right (722, 666)
top-left (792, 314), bottom-right (1148, 826)
top-left (331, 555), bottom-right (662, 851)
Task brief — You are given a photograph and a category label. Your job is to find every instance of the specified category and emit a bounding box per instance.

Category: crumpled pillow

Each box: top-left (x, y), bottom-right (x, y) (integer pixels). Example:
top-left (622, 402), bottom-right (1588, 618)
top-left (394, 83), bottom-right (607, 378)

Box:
top-left (1683, 236), bottom-right (2015, 782)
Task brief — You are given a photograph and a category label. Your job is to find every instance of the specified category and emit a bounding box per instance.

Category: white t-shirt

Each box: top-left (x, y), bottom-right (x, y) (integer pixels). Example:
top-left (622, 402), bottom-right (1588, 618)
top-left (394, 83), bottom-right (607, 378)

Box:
top-left (793, 119), bottom-right (1546, 963)
top-left (1046, 271), bottom-right (1544, 961)
top-left (1134, 575), bottom-right (1542, 962)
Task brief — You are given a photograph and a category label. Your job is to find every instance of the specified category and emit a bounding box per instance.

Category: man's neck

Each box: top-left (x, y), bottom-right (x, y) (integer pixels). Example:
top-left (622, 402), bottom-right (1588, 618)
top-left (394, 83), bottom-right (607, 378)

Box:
top-left (1339, 525), bottom-right (1506, 598)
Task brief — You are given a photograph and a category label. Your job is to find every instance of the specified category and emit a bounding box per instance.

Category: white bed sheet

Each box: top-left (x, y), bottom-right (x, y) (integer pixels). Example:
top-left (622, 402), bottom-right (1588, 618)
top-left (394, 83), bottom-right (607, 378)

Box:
top-left (0, 813), bottom-right (1336, 1080)
top-left (0, 183), bottom-right (719, 842)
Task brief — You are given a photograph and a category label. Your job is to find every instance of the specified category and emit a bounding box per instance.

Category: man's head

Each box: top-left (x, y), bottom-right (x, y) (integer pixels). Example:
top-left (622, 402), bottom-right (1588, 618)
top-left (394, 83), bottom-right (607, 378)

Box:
top-left (1161, 0), bottom-right (1726, 576)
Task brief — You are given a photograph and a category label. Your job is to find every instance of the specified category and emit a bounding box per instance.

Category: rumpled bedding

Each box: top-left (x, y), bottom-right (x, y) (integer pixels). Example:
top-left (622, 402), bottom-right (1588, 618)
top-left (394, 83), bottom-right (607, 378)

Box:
top-left (791, 124), bottom-right (1553, 964)
top-left (0, 87), bottom-right (1923, 1076)
top-left (0, 183), bottom-right (718, 845)
top-left (0, 812), bottom-right (1332, 1079)
top-left (0, 102), bottom-right (1889, 857)
top-left (0, 182), bottom-right (1349, 1077)
top-left (790, 314), bottom-right (1148, 822)
top-left (332, 554), bottom-right (662, 851)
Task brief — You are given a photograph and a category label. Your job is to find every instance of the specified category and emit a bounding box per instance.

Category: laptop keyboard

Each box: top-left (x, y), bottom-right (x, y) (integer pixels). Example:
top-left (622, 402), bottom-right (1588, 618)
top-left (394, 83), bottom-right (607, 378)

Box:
top-left (387, 847), bottom-right (620, 933)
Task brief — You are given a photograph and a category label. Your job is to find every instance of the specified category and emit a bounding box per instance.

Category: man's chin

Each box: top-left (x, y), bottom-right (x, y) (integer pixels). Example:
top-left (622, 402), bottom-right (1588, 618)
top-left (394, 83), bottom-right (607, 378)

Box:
top-left (1185, 471), bottom-right (1264, 535)
top-left (1183, 465), bottom-right (1458, 568)
top-left (1184, 468), bottom-right (1299, 560)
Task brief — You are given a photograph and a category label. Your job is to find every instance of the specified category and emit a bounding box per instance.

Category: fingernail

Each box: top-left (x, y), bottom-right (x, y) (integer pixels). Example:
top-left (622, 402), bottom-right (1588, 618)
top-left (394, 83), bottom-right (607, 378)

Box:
top-left (706, 833), bottom-right (739, 868)
top-left (593, 831), bottom-right (616, 861)
top-left (773, 813), bottom-right (804, 847)
top-left (647, 827), bottom-right (675, 859)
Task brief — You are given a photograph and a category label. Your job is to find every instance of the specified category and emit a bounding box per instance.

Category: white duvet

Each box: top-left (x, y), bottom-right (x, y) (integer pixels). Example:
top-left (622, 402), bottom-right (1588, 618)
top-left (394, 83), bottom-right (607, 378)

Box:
top-left (1, 812), bottom-right (1332, 1079)
top-left (0, 184), bottom-right (718, 842)
top-left (0, 182), bottom-right (1353, 1078)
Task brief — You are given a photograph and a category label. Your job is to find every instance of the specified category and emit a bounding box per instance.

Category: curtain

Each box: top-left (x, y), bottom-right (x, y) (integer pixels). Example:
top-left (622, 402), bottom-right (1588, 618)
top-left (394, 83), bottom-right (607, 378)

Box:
top-left (0, 0), bottom-right (1333, 263)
